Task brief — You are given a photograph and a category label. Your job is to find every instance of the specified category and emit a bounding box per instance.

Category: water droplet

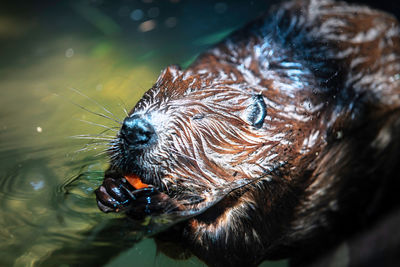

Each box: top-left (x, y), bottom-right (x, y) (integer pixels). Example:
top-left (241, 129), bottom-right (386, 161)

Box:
top-left (130, 9), bottom-right (144, 21)
top-left (65, 48), bottom-right (74, 58)
top-left (138, 20), bottom-right (156, 32)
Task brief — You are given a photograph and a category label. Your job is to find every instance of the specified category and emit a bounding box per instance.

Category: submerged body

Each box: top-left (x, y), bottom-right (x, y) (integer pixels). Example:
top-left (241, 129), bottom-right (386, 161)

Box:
top-left (96, 0), bottom-right (400, 266)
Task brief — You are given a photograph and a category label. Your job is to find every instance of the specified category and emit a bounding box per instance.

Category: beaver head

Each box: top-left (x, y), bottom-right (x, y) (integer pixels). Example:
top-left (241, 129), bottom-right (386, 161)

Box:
top-left (96, 0), bottom-right (400, 265)
top-left (109, 62), bottom-right (324, 201)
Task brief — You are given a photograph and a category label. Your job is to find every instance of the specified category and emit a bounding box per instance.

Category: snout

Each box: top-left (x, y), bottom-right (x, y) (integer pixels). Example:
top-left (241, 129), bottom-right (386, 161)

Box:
top-left (120, 114), bottom-right (156, 148)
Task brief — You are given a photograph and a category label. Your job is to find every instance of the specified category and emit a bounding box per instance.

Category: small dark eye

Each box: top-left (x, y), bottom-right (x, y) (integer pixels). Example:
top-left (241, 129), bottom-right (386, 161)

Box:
top-left (193, 113), bottom-right (205, 120)
top-left (247, 94), bottom-right (267, 128)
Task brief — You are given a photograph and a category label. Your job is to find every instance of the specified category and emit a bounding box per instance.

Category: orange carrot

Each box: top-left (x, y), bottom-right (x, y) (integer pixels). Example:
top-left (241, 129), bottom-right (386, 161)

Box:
top-left (124, 174), bottom-right (148, 189)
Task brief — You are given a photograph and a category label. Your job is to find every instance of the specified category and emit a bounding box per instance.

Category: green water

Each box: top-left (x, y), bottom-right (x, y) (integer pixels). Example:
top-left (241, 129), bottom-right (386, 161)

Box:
top-left (0, 0), bottom-right (286, 266)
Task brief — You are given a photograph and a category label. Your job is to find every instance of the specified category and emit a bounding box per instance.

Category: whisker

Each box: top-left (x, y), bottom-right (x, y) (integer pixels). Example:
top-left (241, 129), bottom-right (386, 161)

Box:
top-left (68, 99), bottom-right (122, 125)
top-left (108, 152), bottom-right (119, 159)
top-left (94, 150), bottom-right (110, 157)
top-left (75, 142), bottom-right (108, 150)
top-left (107, 146), bottom-right (120, 152)
top-left (80, 141), bottom-right (112, 146)
top-left (73, 134), bottom-right (116, 138)
top-left (78, 119), bottom-right (119, 132)
top-left (73, 138), bottom-right (114, 153)
top-left (75, 147), bottom-right (108, 154)
top-left (74, 146), bottom-right (102, 153)
top-left (117, 97), bottom-right (130, 117)
top-left (107, 146), bottom-right (119, 152)
top-left (69, 87), bottom-right (122, 123)
top-left (71, 135), bottom-right (115, 141)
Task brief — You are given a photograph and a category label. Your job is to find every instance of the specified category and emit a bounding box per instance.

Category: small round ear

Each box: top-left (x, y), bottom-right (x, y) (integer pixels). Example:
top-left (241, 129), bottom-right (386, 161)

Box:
top-left (154, 65), bottom-right (184, 92)
top-left (245, 94), bottom-right (267, 128)
top-left (160, 65), bottom-right (182, 79)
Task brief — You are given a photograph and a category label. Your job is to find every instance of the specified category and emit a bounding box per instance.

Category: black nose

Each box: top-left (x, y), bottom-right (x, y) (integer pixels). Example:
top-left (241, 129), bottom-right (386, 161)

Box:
top-left (120, 115), bottom-right (156, 146)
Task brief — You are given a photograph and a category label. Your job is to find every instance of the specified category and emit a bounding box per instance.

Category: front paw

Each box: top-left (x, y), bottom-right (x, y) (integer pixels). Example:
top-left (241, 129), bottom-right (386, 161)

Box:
top-left (95, 177), bottom-right (179, 220)
top-left (95, 177), bottom-right (135, 213)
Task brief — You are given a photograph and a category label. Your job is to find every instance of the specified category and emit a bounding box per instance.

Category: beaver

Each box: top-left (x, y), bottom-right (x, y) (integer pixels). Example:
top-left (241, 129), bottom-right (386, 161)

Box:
top-left (95, 0), bottom-right (400, 266)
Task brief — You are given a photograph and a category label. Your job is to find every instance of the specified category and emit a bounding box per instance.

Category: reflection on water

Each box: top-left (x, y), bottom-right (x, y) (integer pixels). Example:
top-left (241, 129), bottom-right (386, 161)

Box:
top-left (0, 0), bottom-right (285, 266)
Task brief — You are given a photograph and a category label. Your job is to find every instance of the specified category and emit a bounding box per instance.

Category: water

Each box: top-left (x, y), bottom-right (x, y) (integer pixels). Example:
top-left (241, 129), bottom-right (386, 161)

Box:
top-left (0, 0), bottom-right (286, 266)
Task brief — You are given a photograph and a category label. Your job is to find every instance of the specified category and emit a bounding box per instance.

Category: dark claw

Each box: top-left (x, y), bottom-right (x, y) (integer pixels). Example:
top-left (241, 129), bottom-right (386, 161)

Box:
top-left (95, 185), bottom-right (120, 208)
top-left (127, 187), bottom-right (176, 219)
top-left (103, 178), bottom-right (133, 203)
top-left (130, 187), bottom-right (158, 199)
top-left (96, 200), bottom-right (114, 213)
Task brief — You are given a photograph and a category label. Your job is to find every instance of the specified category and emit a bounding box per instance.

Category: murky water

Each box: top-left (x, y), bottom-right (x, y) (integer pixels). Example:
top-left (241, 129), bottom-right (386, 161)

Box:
top-left (0, 0), bottom-right (286, 266)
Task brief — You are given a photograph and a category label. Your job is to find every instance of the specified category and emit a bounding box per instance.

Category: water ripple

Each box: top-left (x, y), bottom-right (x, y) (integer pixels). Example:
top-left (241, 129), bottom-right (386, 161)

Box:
top-left (0, 159), bottom-right (52, 201)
